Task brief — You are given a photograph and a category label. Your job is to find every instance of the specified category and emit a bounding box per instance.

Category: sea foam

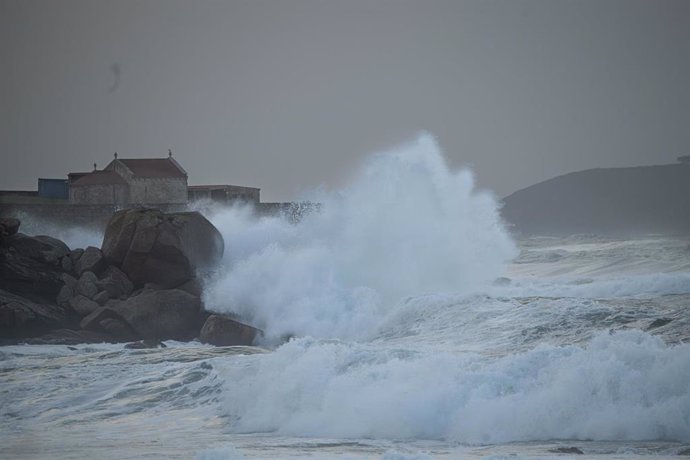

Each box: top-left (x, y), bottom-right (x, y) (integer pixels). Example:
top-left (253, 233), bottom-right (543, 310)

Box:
top-left (204, 133), bottom-right (517, 340)
top-left (216, 330), bottom-right (690, 444)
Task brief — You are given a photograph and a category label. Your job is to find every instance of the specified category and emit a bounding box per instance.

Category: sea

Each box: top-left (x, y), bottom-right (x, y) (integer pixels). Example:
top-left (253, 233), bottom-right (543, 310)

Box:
top-left (1, 135), bottom-right (689, 459)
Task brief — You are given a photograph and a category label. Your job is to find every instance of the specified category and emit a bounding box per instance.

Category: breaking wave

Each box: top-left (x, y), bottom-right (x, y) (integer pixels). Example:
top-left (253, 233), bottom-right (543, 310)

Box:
top-left (204, 134), bottom-right (516, 340)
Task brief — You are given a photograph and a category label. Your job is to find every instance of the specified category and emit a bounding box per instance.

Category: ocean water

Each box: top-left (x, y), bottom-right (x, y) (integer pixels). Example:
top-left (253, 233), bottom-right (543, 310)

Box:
top-left (2, 135), bottom-right (689, 459)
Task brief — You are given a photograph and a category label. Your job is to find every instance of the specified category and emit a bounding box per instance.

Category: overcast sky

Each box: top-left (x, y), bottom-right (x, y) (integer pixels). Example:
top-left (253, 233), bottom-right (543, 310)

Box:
top-left (1, 0), bottom-right (688, 201)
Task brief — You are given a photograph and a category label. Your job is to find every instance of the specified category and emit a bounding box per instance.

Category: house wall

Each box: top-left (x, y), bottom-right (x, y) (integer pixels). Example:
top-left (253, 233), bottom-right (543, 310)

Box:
top-left (128, 177), bottom-right (188, 204)
top-left (70, 184), bottom-right (129, 205)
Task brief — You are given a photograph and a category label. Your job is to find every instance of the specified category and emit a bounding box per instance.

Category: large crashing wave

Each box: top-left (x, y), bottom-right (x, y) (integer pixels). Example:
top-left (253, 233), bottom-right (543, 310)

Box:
top-left (204, 134), bottom-right (517, 340)
top-left (216, 330), bottom-right (690, 443)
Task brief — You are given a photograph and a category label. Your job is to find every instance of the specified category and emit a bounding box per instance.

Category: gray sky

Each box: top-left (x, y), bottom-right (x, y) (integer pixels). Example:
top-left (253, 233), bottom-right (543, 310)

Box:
top-left (1, 0), bottom-right (688, 201)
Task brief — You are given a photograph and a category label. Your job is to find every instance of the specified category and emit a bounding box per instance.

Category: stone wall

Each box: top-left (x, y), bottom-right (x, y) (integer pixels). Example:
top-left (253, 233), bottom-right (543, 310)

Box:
top-left (69, 184), bottom-right (129, 205)
top-left (128, 178), bottom-right (187, 205)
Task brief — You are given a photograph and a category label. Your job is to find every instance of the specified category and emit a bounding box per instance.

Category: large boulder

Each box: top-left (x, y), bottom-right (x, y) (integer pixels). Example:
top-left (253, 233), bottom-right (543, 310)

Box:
top-left (113, 289), bottom-right (202, 340)
top-left (0, 218), bottom-right (20, 241)
top-left (101, 209), bottom-right (224, 288)
top-left (199, 314), bottom-right (263, 346)
top-left (75, 246), bottom-right (106, 276)
top-left (0, 289), bottom-right (75, 338)
top-left (0, 234), bottom-right (67, 304)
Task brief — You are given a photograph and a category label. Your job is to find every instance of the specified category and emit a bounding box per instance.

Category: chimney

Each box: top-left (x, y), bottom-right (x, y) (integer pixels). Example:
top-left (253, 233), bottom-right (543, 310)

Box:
top-left (114, 152), bottom-right (118, 159)
top-left (93, 163), bottom-right (97, 171)
top-left (168, 148), bottom-right (172, 158)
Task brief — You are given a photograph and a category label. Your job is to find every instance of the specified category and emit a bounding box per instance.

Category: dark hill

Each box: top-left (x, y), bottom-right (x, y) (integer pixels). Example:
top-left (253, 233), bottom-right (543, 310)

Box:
top-left (501, 164), bottom-right (690, 236)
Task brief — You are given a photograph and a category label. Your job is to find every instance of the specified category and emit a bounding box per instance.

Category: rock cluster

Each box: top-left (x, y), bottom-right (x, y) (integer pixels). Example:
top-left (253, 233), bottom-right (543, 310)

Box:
top-left (1, 210), bottom-right (261, 347)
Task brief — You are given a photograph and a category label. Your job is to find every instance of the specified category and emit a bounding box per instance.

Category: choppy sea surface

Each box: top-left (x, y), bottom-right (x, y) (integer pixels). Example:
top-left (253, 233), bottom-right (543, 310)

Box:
top-left (2, 136), bottom-right (689, 459)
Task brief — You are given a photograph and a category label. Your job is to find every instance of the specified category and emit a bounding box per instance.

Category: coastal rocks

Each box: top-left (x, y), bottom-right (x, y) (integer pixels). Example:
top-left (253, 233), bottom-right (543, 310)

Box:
top-left (0, 289), bottom-right (74, 338)
top-left (24, 328), bottom-right (116, 345)
top-left (101, 208), bottom-right (224, 288)
top-left (80, 307), bottom-right (137, 340)
top-left (113, 289), bottom-right (202, 340)
top-left (96, 265), bottom-right (134, 299)
top-left (199, 314), bottom-right (263, 346)
top-left (0, 217), bottom-right (20, 241)
top-left (75, 246), bottom-right (106, 276)
top-left (0, 234), bottom-right (66, 304)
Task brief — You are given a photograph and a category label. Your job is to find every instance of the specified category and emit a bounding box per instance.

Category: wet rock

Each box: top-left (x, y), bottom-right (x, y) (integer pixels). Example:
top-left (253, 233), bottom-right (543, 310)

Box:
top-left (101, 208), bottom-right (224, 288)
top-left (0, 238), bottom-right (65, 304)
top-left (114, 289), bottom-right (201, 340)
top-left (61, 273), bottom-right (78, 289)
top-left (92, 290), bottom-right (111, 306)
top-left (0, 289), bottom-right (74, 338)
top-left (75, 246), bottom-right (106, 276)
top-left (176, 278), bottom-right (203, 297)
top-left (69, 248), bottom-right (84, 263)
top-left (96, 265), bottom-right (133, 299)
top-left (68, 295), bottom-right (100, 316)
top-left (76, 271), bottom-right (99, 299)
top-left (124, 339), bottom-right (168, 349)
top-left (56, 285), bottom-right (73, 307)
top-left (0, 218), bottom-right (20, 239)
top-left (60, 255), bottom-right (74, 273)
top-left (80, 307), bottom-right (137, 340)
top-left (199, 314), bottom-right (263, 346)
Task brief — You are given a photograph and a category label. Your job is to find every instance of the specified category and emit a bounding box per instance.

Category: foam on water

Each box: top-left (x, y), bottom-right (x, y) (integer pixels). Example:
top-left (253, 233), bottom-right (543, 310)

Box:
top-left (204, 134), bottom-right (517, 340)
top-left (216, 330), bottom-right (690, 444)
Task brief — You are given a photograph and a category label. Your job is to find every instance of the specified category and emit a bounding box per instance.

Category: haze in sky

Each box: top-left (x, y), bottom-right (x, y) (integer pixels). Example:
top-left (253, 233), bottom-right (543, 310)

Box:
top-left (1, 0), bottom-right (688, 201)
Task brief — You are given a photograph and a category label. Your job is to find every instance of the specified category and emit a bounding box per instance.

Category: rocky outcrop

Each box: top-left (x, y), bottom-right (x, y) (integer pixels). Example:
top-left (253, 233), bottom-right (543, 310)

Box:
top-left (113, 289), bottom-right (202, 340)
top-left (0, 289), bottom-right (75, 338)
top-left (1, 214), bottom-right (263, 347)
top-left (101, 208), bottom-right (224, 288)
top-left (199, 314), bottom-right (263, 346)
top-left (0, 218), bottom-right (21, 241)
top-left (0, 233), bottom-right (68, 304)
top-left (502, 164), bottom-right (690, 236)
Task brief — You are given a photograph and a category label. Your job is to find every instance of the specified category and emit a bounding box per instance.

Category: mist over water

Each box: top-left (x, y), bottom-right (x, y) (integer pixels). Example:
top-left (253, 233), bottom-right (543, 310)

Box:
top-left (204, 134), bottom-right (517, 340)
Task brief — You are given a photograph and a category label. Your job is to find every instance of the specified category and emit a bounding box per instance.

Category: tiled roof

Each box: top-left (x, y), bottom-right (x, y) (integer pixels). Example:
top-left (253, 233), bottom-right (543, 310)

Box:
top-left (117, 158), bottom-right (187, 178)
top-left (71, 170), bottom-right (127, 186)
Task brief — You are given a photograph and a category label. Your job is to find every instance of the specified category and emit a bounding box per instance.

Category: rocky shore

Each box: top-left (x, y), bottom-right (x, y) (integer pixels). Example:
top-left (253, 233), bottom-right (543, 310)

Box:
top-left (0, 209), bottom-right (262, 347)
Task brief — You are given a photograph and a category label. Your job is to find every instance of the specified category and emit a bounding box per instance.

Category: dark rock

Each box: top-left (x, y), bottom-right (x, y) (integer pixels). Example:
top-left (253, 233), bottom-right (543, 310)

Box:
top-left (549, 447), bottom-right (584, 455)
top-left (101, 208), bottom-right (224, 288)
top-left (61, 273), bottom-right (78, 289)
top-left (96, 265), bottom-right (133, 299)
top-left (75, 246), bottom-right (106, 276)
top-left (176, 278), bottom-right (203, 297)
top-left (124, 339), bottom-right (168, 349)
top-left (678, 447), bottom-right (690, 456)
top-left (4, 233), bottom-right (70, 265)
top-left (76, 271), bottom-right (99, 299)
top-left (199, 314), bottom-right (263, 346)
top-left (0, 289), bottom-right (74, 338)
top-left (56, 285), bottom-right (73, 307)
top-left (0, 218), bottom-right (21, 238)
top-left (68, 295), bottom-right (100, 316)
top-left (0, 241), bottom-right (64, 304)
top-left (24, 328), bottom-right (115, 345)
top-left (114, 289), bottom-right (201, 340)
top-left (69, 248), bottom-right (84, 263)
top-left (92, 290), bottom-right (111, 306)
top-left (80, 307), bottom-right (137, 340)
top-left (60, 256), bottom-right (74, 273)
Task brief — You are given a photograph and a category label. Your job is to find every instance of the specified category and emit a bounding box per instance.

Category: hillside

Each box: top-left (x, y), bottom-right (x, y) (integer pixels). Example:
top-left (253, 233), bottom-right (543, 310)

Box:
top-left (500, 164), bottom-right (690, 236)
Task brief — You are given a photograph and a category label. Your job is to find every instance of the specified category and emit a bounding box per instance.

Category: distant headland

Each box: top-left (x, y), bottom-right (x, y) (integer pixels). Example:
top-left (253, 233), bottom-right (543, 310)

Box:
top-left (501, 156), bottom-right (690, 237)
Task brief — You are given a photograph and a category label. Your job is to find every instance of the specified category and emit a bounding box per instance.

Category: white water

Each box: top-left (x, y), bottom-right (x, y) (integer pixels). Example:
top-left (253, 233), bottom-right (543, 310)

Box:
top-left (2, 135), bottom-right (690, 459)
top-left (204, 133), bottom-right (516, 341)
